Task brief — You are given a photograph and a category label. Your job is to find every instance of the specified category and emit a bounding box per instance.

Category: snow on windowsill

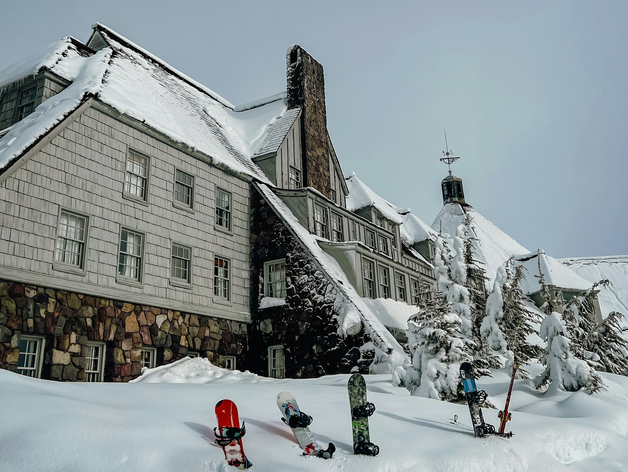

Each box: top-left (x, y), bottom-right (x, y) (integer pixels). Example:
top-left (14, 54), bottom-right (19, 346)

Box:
top-left (259, 297), bottom-right (287, 309)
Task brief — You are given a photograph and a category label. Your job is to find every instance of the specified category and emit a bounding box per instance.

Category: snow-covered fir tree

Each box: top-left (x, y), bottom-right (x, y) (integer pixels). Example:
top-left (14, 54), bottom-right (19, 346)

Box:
top-left (563, 280), bottom-right (628, 376)
top-left (405, 292), bottom-right (470, 402)
top-left (534, 274), bottom-right (602, 393)
top-left (481, 260), bottom-right (543, 376)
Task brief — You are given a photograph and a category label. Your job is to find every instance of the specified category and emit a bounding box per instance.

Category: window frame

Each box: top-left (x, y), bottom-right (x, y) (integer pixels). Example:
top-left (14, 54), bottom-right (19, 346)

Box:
top-left (54, 209), bottom-right (89, 273)
top-left (378, 234), bottom-right (390, 256)
top-left (289, 166), bottom-right (302, 189)
top-left (85, 342), bottom-right (106, 382)
top-left (170, 242), bottom-right (192, 287)
top-left (221, 355), bottom-right (236, 370)
top-left (330, 212), bottom-right (344, 242)
top-left (349, 220), bottom-right (358, 241)
top-left (395, 271), bottom-right (407, 302)
top-left (15, 83), bottom-right (38, 122)
top-left (141, 347), bottom-right (157, 370)
top-left (123, 149), bottom-right (150, 203)
top-left (16, 335), bottom-right (45, 378)
top-left (214, 256), bottom-right (231, 300)
top-left (411, 278), bottom-right (422, 305)
top-left (215, 187), bottom-right (232, 232)
top-left (268, 345), bottom-right (285, 379)
top-left (364, 229), bottom-right (376, 250)
top-left (174, 168), bottom-right (194, 209)
top-left (117, 228), bottom-right (145, 285)
top-left (264, 258), bottom-right (287, 298)
top-left (313, 203), bottom-right (328, 239)
top-left (378, 264), bottom-right (391, 299)
top-left (362, 257), bottom-right (376, 298)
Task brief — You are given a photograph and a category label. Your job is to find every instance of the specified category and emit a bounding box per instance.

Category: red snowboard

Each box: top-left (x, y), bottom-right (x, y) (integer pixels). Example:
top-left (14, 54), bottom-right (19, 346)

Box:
top-left (214, 399), bottom-right (252, 469)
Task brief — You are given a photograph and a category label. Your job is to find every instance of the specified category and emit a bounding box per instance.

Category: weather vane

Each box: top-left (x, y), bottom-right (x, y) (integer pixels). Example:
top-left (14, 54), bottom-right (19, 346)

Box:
top-left (440, 130), bottom-right (460, 176)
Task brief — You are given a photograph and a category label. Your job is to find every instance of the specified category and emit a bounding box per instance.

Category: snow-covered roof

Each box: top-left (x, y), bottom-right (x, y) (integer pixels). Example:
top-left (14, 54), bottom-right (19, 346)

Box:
top-left (0, 24), bottom-right (295, 184)
top-left (432, 203), bottom-right (529, 283)
top-left (255, 182), bottom-right (407, 359)
top-left (345, 173), bottom-right (436, 247)
top-left (514, 250), bottom-right (592, 295)
top-left (560, 255), bottom-right (628, 319)
top-left (253, 107), bottom-right (301, 158)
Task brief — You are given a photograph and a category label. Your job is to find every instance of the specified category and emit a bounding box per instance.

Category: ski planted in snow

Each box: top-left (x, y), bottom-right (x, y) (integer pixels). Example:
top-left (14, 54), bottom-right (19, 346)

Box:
top-left (460, 362), bottom-right (498, 438)
top-left (277, 391), bottom-right (335, 459)
top-left (214, 399), bottom-right (253, 469)
top-left (498, 363), bottom-right (519, 435)
top-left (348, 373), bottom-right (379, 456)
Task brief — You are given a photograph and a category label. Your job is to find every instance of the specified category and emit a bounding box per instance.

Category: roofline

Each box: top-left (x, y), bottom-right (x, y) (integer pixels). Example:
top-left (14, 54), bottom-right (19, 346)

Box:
top-left (252, 108), bottom-right (302, 161)
top-left (90, 23), bottom-right (235, 110)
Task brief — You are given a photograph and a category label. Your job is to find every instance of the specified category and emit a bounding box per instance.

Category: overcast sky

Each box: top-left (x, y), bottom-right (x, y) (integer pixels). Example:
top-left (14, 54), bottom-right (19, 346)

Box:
top-left (1, 1), bottom-right (626, 258)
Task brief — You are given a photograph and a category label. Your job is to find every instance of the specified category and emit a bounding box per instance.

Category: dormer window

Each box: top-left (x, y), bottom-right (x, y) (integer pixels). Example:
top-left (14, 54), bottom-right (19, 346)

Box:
top-left (289, 166), bottom-right (301, 189)
top-left (16, 85), bottom-right (37, 121)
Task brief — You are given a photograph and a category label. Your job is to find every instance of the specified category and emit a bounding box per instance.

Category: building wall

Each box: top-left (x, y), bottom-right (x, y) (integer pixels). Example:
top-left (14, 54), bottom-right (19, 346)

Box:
top-left (0, 279), bottom-right (247, 381)
top-left (0, 105), bottom-right (251, 321)
top-left (249, 190), bottom-right (369, 377)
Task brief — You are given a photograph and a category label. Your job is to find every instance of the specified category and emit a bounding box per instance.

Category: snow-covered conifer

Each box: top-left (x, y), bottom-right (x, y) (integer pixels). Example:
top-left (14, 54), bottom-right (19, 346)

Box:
top-left (564, 280), bottom-right (628, 376)
top-left (405, 294), bottom-right (470, 402)
top-left (534, 311), bottom-right (602, 393)
top-left (481, 265), bottom-right (509, 356)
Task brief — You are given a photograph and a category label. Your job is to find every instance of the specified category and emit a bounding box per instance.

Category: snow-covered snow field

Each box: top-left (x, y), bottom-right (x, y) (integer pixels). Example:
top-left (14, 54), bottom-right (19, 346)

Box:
top-left (2, 358), bottom-right (628, 472)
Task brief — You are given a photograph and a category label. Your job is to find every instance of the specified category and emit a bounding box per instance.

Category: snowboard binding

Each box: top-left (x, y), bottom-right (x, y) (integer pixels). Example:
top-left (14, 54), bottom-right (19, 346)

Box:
top-left (352, 402), bottom-right (376, 419)
top-left (214, 422), bottom-right (247, 446)
top-left (282, 411), bottom-right (313, 429)
top-left (354, 435), bottom-right (380, 456)
top-left (314, 442), bottom-right (336, 459)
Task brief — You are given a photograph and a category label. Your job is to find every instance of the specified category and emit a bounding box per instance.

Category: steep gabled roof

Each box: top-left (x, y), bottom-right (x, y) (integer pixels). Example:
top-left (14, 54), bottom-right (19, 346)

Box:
top-left (0, 24), bottom-right (293, 184)
top-left (255, 182), bottom-right (407, 360)
top-left (514, 250), bottom-right (592, 295)
top-left (253, 107), bottom-right (301, 158)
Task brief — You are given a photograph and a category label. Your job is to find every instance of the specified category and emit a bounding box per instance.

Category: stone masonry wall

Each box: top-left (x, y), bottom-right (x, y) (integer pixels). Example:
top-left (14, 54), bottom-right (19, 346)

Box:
top-left (249, 190), bottom-right (367, 377)
top-left (0, 280), bottom-right (248, 381)
top-left (286, 46), bottom-right (331, 198)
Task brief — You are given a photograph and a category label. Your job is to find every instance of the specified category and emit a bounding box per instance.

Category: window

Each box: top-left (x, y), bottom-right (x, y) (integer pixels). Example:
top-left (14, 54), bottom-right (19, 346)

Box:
top-left (364, 229), bottom-right (376, 249)
top-left (214, 257), bottom-right (230, 300)
top-left (395, 272), bottom-right (407, 302)
top-left (171, 243), bottom-right (192, 284)
top-left (124, 150), bottom-right (149, 201)
top-left (376, 214), bottom-right (386, 229)
top-left (174, 169), bottom-right (194, 208)
top-left (16, 84), bottom-right (37, 121)
top-left (17, 335), bottom-right (44, 378)
top-left (216, 188), bottom-right (231, 231)
top-left (264, 259), bottom-right (286, 297)
top-left (187, 351), bottom-right (199, 358)
top-left (141, 348), bottom-right (156, 369)
top-left (313, 204), bottom-right (328, 238)
top-left (411, 278), bottom-right (422, 305)
top-left (330, 212), bottom-right (343, 242)
top-left (362, 258), bottom-right (375, 298)
top-left (118, 229), bottom-right (144, 281)
top-left (378, 235), bottom-right (390, 256)
top-left (55, 210), bottom-right (88, 268)
top-left (378, 265), bottom-right (391, 299)
top-left (330, 188), bottom-right (337, 203)
top-left (221, 355), bottom-right (236, 370)
top-left (350, 221), bottom-right (358, 241)
top-left (268, 345), bottom-right (285, 379)
top-left (289, 166), bottom-right (302, 189)
top-left (85, 342), bottom-right (105, 382)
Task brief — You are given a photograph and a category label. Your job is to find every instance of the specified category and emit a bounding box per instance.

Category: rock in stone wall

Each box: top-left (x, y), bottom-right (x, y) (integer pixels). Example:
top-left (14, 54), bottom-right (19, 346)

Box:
top-left (0, 280), bottom-right (248, 382)
top-left (249, 190), bottom-right (366, 377)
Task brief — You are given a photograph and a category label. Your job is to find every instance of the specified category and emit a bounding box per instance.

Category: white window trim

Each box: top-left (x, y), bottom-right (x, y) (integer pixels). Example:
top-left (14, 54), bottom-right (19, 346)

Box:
top-left (53, 208), bottom-right (89, 275)
top-left (289, 166), bottom-right (302, 189)
top-left (378, 264), bottom-right (391, 299)
top-left (123, 149), bottom-right (150, 205)
top-left (141, 347), bottom-right (157, 370)
top-left (330, 212), bottom-right (344, 242)
top-left (16, 335), bottom-right (45, 378)
top-left (395, 271), bottom-right (407, 303)
top-left (221, 355), bottom-right (236, 370)
top-left (313, 203), bottom-right (328, 239)
top-left (268, 345), bottom-right (285, 379)
top-left (116, 227), bottom-right (145, 287)
top-left (215, 187), bottom-right (232, 232)
top-left (173, 168), bottom-right (195, 210)
top-left (214, 256), bottom-right (231, 301)
top-left (263, 258), bottom-right (287, 298)
top-left (362, 256), bottom-right (376, 298)
top-left (85, 342), bottom-right (106, 382)
top-left (170, 242), bottom-right (193, 288)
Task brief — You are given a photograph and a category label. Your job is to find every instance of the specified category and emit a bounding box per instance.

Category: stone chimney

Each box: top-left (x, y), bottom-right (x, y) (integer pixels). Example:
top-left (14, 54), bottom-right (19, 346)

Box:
top-left (286, 45), bottom-right (331, 196)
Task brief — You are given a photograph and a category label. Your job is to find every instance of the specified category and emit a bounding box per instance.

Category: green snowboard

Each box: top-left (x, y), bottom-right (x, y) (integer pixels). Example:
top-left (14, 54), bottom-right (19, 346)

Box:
top-left (347, 373), bottom-right (379, 456)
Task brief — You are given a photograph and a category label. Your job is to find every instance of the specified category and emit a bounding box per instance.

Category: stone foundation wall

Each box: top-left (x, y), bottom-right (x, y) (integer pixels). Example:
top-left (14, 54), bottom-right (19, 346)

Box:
top-left (0, 280), bottom-right (248, 382)
top-left (249, 191), bottom-right (367, 377)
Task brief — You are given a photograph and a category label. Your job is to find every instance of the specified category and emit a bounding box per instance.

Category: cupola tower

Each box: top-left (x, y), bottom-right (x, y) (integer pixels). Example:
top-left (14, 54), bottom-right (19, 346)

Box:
top-left (439, 132), bottom-right (466, 205)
